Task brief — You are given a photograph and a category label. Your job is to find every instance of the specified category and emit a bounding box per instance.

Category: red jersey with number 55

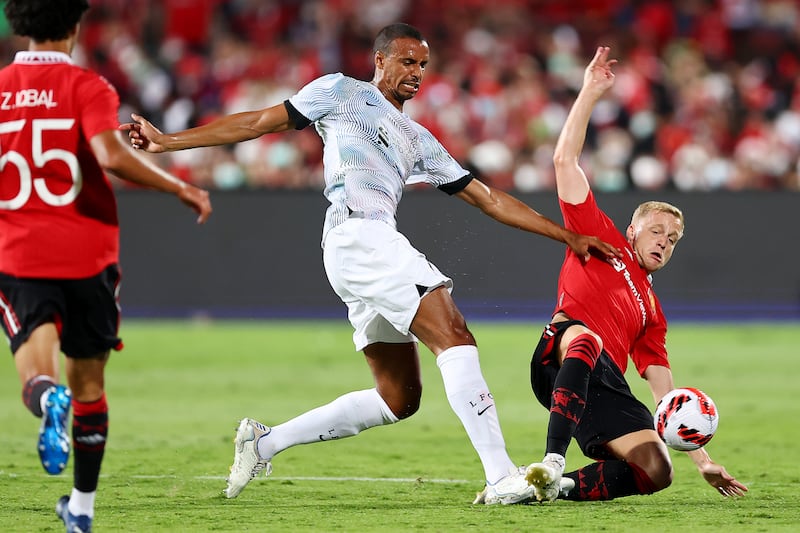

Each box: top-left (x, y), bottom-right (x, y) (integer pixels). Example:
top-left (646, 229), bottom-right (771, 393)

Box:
top-left (0, 51), bottom-right (120, 279)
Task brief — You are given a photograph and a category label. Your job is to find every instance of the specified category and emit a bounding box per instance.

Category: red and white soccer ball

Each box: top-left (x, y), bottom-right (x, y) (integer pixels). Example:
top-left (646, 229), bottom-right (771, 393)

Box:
top-left (654, 387), bottom-right (719, 451)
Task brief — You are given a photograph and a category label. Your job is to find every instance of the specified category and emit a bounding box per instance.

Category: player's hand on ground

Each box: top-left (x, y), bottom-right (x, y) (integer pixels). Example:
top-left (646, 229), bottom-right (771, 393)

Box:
top-left (583, 46), bottom-right (617, 98)
top-left (119, 113), bottom-right (166, 153)
top-left (177, 184), bottom-right (213, 224)
top-left (566, 232), bottom-right (622, 262)
top-left (699, 462), bottom-right (748, 497)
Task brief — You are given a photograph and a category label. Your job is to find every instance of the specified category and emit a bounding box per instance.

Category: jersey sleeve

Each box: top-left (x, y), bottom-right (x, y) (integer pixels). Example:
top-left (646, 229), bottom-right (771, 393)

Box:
top-left (406, 123), bottom-right (471, 188)
top-left (559, 190), bottom-right (618, 236)
top-left (76, 73), bottom-right (120, 140)
top-left (631, 306), bottom-right (670, 376)
top-left (287, 73), bottom-right (344, 124)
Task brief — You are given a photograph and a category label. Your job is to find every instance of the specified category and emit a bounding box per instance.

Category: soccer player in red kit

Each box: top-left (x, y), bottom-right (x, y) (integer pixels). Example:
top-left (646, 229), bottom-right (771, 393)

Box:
top-left (523, 47), bottom-right (747, 502)
top-left (0, 1), bottom-right (211, 531)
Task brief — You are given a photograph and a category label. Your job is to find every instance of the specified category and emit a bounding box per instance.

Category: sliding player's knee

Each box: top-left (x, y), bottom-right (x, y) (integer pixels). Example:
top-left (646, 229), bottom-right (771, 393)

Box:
top-left (639, 451), bottom-right (674, 492)
top-left (650, 462), bottom-right (673, 492)
top-left (624, 440), bottom-right (673, 493)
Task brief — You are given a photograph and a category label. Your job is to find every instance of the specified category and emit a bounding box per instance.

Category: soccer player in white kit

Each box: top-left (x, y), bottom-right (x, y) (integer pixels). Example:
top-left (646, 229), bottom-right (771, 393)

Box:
top-left (123, 23), bottom-right (620, 504)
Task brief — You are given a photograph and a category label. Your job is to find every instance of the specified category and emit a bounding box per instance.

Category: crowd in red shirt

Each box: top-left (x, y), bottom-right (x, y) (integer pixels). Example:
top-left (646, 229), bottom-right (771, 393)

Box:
top-left (3, 0), bottom-right (798, 192)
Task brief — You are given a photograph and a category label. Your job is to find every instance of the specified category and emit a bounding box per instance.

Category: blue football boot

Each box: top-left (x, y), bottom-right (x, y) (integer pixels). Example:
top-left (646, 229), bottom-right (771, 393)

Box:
top-left (56, 495), bottom-right (92, 533)
top-left (38, 384), bottom-right (71, 474)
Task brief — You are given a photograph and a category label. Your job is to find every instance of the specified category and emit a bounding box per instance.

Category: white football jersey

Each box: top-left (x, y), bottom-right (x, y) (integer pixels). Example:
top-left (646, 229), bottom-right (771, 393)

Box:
top-left (288, 73), bottom-right (470, 244)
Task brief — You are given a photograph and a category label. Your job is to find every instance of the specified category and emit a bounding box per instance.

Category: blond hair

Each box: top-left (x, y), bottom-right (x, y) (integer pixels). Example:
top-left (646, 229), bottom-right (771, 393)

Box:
top-left (631, 201), bottom-right (685, 240)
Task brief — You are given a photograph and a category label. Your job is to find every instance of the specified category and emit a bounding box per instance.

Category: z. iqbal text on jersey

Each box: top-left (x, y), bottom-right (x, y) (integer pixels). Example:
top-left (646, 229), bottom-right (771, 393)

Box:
top-left (1, 89), bottom-right (58, 110)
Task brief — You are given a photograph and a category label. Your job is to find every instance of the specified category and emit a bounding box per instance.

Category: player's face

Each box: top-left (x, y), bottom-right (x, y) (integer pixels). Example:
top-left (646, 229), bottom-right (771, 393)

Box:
top-left (375, 37), bottom-right (429, 108)
top-left (627, 211), bottom-right (683, 273)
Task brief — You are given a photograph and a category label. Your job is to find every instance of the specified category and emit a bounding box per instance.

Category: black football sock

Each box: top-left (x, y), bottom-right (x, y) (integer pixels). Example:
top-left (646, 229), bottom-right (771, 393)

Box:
top-left (22, 375), bottom-right (56, 417)
top-left (72, 395), bottom-right (108, 492)
top-left (562, 460), bottom-right (657, 500)
top-left (545, 333), bottom-right (600, 456)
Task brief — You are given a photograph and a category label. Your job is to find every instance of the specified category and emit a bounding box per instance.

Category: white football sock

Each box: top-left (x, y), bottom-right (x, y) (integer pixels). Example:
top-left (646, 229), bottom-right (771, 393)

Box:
top-left (257, 388), bottom-right (398, 461)
top-left (69, 488), bottom-right (95, 518)
top-left (436, 345), bottom-right (515, 484)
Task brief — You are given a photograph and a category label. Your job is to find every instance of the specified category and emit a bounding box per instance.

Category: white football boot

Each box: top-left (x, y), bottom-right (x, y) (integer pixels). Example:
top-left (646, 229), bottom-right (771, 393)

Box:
top-left (474, 469), bottom-right (574, 504)
top-left (224, 418), bottom-right (273, 498)
top-left (525, 453), bottom-right (566, 502)
top-left (477, 466), bottom-right (536, 505)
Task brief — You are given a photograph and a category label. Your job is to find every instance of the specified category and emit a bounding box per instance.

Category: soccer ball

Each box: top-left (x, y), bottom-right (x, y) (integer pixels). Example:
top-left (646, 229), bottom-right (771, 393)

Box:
top-left (654, 388), bottom-right (719, 451)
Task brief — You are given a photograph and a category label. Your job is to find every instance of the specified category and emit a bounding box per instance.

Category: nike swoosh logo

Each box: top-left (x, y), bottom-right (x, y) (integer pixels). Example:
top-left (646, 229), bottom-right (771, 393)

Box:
top-left (365, 101), bottom-right (378, 107)
top-left (477, 405), bottom-right (494, 416)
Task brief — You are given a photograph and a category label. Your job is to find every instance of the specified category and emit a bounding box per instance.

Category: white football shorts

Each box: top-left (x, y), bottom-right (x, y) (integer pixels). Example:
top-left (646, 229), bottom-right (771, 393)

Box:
top-left (323, 218), bottom-right (453, 351)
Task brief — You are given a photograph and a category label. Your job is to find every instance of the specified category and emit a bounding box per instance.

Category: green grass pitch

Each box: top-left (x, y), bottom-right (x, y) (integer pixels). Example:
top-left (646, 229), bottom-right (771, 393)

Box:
top-left (1, 320), bottom-right (798, 532)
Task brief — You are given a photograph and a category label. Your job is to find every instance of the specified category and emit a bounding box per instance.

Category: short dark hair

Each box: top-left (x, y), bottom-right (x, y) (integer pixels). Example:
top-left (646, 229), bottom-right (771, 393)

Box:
top-left (4, 0), bottom-right (90, 42)
top-left (373, 23), bottom-right (425, 55)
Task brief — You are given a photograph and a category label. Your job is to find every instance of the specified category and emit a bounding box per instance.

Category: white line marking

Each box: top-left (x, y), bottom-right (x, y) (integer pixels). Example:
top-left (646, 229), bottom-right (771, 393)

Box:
top-left (0, 471), bottom-right (475, 484)
top-left (141, 475), bottom-right (475, 483)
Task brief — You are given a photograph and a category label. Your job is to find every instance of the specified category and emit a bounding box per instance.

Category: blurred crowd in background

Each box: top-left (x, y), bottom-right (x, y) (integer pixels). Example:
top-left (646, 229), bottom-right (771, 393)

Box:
top-left (2, 0), bottom-right (800, 192)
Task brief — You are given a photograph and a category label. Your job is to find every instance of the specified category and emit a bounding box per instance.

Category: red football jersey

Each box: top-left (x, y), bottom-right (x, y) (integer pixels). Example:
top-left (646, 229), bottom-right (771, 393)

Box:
top-left (555, 190), bottom-right (669, 376)
top-left (0, 51), bottom-right (120, 278)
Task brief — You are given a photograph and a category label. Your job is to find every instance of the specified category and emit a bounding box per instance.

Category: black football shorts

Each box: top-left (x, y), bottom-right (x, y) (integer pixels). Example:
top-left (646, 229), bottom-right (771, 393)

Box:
top-left (0, 264), bottom-right (123, 358)
top-left (530, 319), bottom-right (655, 460)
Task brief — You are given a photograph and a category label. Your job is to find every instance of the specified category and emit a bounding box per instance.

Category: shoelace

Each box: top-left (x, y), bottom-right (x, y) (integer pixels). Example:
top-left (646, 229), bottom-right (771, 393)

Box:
top-left (249, 461), bottom-right (269, 479)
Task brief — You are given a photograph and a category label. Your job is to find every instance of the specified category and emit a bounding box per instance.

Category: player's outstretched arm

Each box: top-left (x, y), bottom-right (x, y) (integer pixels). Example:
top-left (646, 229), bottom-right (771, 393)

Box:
top-left (454, 178), bottom-right (621, 260)
top-left (688, 447), bottom-right (749, 497)
top-left (643, 365), bottom-right (674, 405)
top-left (119, 102), bottom-right (294, 153)
top-left (90, 130), bottom-right (212, 224)
top-left (553, 46), bottom-right (617, 205)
